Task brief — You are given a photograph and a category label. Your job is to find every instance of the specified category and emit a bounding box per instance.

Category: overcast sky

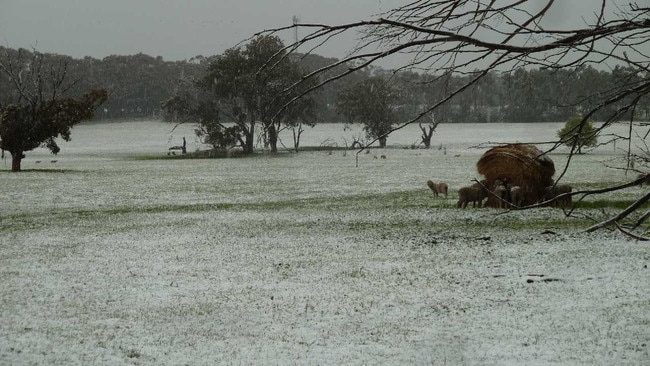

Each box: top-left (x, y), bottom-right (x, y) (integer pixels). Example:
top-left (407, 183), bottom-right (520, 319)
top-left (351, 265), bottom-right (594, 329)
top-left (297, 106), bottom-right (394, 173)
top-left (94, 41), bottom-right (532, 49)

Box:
top-left (0, 1), bottom-right (636, 67)
top-left (1, 0), bottom-right (406, 62)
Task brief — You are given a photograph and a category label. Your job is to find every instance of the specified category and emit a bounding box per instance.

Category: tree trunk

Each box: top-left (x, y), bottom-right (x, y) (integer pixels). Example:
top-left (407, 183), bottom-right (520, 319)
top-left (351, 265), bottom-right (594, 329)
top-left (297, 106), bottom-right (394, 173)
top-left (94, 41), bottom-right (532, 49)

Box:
top-left (11, 151), bottom-right (23, 172)
top-left (420, 124), bottom-right (433, 149)
top-left (268, 124), bottom-right (278, 153)
top-left (379, 136), bottom-right (387, 148)
top-left (292, 123), bottom-right (303, 152)
top-left (244, 133), bottom-right (254, 154)
top-left (422, 138), bottom-right (431, 149)
top-left (420, 121), bottom-right (439, 149)
top-left (243, 121), bottom-right (255, 154)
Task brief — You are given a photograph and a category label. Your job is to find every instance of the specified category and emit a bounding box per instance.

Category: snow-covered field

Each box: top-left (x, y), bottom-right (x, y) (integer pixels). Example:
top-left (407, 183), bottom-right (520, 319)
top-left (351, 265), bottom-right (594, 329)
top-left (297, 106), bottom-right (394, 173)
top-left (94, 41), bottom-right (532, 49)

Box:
top-left (1, 121), bottom-right (648, 365)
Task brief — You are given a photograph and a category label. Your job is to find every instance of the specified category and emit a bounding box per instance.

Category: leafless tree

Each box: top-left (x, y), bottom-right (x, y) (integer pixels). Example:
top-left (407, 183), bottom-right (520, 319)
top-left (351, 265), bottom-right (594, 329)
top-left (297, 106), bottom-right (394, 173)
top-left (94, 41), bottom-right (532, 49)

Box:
top-left (257, 0), bottom-right (649, 239)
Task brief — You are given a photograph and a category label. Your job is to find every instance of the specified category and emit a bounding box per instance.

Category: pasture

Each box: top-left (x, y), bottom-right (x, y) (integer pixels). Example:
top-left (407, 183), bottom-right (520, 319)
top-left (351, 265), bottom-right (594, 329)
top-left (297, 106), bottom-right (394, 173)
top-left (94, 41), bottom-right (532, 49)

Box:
top-left (1, 121), bottom-right (648, 365)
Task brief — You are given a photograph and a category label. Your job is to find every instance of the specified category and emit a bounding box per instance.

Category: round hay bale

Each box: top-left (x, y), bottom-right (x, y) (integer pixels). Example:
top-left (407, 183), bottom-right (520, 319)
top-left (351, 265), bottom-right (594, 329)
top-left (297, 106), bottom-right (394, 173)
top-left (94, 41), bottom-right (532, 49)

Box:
top-left (477, 144), bottom-right (555, 207)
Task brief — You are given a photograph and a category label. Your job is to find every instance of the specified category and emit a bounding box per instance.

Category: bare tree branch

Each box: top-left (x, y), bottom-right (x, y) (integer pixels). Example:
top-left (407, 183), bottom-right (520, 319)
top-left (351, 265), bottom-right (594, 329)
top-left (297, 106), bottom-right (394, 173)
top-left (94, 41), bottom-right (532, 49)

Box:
top-left (614, 220), bottom-right (649, 241)
top-left (255, 0), bottom-right (650, 234)
top-left (584, 189), bottom-right (650, 232)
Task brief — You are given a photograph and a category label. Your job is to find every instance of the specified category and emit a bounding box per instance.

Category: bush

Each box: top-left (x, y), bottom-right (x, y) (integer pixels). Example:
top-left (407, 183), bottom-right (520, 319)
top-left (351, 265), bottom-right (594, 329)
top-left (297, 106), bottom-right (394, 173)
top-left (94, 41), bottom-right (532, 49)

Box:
top-left (557, 116), bottom-right (598, 153)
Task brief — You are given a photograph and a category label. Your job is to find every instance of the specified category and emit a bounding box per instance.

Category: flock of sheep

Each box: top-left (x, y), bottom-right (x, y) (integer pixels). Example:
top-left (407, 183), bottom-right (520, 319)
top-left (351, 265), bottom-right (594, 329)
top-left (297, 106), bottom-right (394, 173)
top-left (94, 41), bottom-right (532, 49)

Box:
top-left (427, 179), bottom-right (572, 208)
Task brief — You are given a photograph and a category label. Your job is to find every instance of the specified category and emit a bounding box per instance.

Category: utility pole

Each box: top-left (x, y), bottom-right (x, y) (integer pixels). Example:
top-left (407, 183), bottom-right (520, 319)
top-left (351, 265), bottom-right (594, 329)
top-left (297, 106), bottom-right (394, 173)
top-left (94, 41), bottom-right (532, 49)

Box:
top-left (292, 15), bottom-right (300, 44)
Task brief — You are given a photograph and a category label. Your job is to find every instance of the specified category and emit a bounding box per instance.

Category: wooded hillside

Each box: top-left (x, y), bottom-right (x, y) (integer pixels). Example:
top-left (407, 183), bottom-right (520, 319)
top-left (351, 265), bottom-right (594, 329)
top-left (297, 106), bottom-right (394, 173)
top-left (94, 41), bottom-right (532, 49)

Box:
top-left (1, 46), bottom-right (647, 123)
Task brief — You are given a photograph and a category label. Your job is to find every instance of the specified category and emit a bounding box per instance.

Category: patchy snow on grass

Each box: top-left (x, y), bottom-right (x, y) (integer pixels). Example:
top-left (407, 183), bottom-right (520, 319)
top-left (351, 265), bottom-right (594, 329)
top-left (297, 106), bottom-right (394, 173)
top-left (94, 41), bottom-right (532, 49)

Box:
top-left (1, 121), bottom-right (648, 365)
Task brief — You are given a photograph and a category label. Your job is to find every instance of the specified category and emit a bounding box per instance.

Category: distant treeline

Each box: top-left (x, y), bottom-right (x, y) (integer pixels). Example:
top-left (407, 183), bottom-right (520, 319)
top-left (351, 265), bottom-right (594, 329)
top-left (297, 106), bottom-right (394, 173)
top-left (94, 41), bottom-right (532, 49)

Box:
top-left (1, 46), bottom-right (648, 123)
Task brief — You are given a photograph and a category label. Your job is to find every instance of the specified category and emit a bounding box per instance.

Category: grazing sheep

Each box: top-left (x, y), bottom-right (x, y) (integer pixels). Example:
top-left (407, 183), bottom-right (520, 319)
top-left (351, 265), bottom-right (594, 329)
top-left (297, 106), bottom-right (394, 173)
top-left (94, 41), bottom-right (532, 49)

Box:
top-left (543, 184), bottom-right (573, 207)
top-left (470, 180), bottom-right (490, 207)
top-left (542, 187), bottom-right (554, 204)
top-left (492, 180), bottom-right (509, 208)
top-left (426, 180), bottom-right (449, 198)
top-left (457, 184), bottom-right (488, 208)
top-left (555, 184), bottom-right (572, 206)
top-left (509, 186), bottom-right (523, 207)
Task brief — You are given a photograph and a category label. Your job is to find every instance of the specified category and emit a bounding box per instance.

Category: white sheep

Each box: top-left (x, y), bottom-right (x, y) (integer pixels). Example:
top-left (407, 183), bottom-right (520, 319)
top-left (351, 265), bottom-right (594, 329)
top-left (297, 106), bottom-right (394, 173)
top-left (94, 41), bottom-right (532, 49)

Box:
top-left (426, 180), bottom-right (449, 198)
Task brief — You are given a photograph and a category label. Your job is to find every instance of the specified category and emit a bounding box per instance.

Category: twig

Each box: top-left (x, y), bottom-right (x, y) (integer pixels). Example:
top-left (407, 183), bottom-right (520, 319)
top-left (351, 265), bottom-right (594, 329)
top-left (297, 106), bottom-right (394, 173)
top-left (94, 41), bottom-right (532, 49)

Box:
top-left (614, 221), bottom-right (649, 241)
top-left (585, 190), bottom-right (650, 233)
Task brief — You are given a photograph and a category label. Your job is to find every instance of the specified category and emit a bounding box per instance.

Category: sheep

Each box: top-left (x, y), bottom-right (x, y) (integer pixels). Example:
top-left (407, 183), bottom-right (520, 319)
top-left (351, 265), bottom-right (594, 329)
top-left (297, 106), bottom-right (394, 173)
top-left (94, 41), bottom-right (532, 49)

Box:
top-left (509, 186), bottom-right (523, 207)
top-left (543, 184), bottom-right (572, 207)
top-left (554, 184), bottom-right (572, 206)
top-left (457, 183), bottom-right (488, 208)
top-left (470, 180), bottom-right (490, 207)
top-left (426, 180), bottom-right (448, 198)
top-left (457, 186), bottom-right (478, 208)
top-left (492, 180), bottom-right (509, 208)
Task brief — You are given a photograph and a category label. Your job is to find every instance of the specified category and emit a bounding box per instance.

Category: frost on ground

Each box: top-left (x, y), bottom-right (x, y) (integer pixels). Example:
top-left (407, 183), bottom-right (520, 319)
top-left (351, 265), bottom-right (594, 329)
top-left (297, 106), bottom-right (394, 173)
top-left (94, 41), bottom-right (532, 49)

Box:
top-left (1, 122), bottom-right (648, 365)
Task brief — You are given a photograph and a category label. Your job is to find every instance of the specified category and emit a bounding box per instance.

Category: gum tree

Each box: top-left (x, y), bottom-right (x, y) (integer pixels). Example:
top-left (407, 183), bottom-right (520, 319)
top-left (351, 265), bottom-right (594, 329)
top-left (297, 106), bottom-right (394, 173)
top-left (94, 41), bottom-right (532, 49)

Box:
top-left (0, 48), bottom-right (107, 171)
top-left (161, 83), bottom-right (244, 153)
top-left (335, 77), bottom-right (399, 148)
top-left (198, 35), bottom-right (316, 154)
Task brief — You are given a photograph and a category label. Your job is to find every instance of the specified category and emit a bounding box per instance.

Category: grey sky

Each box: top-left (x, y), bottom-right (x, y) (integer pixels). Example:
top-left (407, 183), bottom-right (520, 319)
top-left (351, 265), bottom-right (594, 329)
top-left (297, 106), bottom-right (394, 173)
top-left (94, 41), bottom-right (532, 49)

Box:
top-left (0, 1), bottom-right (637, 67)
top-left (1, 0), bottom-right (404, 61)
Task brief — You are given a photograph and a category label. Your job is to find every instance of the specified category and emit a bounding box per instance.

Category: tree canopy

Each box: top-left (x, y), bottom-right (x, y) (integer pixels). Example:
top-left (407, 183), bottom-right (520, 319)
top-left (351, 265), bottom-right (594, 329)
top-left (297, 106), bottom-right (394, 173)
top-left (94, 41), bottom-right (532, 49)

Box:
top-left (336, 77), bottom-right (400, 148)
top-left (0, 48), bottom-right (107, 171)
top-left (165, 36), bottom-right (317, 154)
top-left (557, 116), bottom-right (598, 154)
top-left (1, 46), bottom-right (647, 125)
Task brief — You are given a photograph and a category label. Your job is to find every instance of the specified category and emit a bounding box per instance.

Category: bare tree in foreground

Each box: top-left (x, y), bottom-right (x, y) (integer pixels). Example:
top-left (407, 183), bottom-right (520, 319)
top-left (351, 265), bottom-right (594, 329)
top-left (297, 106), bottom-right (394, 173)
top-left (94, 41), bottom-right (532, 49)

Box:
top-left (258, 0), bottom-right (649, 239)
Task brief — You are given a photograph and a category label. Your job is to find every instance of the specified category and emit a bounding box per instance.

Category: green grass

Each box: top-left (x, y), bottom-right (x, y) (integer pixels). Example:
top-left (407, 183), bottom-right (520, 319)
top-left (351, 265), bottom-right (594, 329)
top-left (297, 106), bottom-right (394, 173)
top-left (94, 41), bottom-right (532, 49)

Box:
top-left (2, 187), bottom-right (632, 220)
top-left (1, 188), bottom-right (639, 235)
top-left (573, 199), bottom-right (647, 210)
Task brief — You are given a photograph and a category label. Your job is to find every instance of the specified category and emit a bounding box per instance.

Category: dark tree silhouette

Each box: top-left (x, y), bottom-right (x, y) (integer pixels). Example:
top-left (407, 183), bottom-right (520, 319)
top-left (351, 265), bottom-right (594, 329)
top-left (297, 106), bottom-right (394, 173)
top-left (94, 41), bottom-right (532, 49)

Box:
top-left (161, 88), bottom-right (244, 153)
top-left (197, 35), bottom-right (316, 154)
top-left (258, 1), bottom-right (650, 239)
top-left (419, 113), bottom-right (441, 149)
top-left (0, 48), bottom-right (107, 171)
top-left (335, 77), bottom-right (399, 148)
